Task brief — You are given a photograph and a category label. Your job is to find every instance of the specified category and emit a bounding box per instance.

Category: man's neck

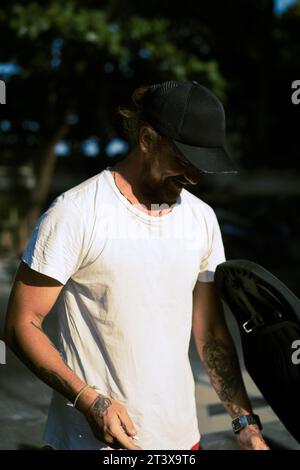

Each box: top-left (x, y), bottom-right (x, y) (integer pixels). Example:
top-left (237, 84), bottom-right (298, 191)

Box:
top-left (112, 152), bottom-right (150, 206)
top-left (113, 151), bottom-right (142, 189)
top-left (111, 152), bottom-right (172, 216)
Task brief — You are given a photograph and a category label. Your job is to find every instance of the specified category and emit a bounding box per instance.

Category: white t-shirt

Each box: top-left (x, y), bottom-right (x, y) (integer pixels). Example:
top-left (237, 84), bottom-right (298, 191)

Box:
top-left (22, 167), bottom-right (225, 450)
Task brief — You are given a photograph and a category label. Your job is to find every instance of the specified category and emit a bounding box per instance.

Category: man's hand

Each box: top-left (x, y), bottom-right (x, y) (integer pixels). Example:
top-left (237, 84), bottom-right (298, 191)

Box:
top-left (237, 424), bottom-right (270, 450)
top-left (85, 394), bottom-right (142, 450)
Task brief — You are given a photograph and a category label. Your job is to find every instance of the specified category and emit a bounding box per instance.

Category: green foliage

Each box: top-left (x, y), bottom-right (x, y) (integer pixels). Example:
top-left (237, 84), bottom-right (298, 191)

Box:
top-left (2, 0), bottom-right (299, 173)
top-left (3, 0), bottom-right (223, 87)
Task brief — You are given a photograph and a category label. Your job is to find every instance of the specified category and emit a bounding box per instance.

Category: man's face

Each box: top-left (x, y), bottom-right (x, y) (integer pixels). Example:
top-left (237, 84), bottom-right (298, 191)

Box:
top-left (141, 136), bottom-right (203, 206)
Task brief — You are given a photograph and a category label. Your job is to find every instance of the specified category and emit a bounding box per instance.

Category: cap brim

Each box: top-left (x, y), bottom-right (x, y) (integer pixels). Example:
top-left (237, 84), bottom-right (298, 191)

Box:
top-left (173, 140), bottom-right (238, 174)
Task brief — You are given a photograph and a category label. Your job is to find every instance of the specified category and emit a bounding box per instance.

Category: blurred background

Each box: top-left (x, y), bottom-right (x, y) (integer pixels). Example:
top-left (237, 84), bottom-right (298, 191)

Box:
top-left (0, 0), bottom-right (300, 450)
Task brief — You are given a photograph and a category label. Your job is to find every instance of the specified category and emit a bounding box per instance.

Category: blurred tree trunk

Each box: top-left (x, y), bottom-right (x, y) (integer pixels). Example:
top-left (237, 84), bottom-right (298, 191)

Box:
top-left (14, 0), bottom-right (118, 256)
top-left (16, 122), bottom-right (69, 256)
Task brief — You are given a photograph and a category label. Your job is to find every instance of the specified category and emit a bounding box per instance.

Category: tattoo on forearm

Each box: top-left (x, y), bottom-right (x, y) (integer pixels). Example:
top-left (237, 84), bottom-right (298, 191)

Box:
top-left (91, 395), bottom-right (112, 417)
top-left (202, 336), bottom-right (243, 415)
top-left (12, 339), bottom-right (76, 400)
top-left (12, 326), bottom-right (75, 400)
top-left (39, 367), bottom-right (76, 400)
top-left (230, 403), bottom-right (243, 416)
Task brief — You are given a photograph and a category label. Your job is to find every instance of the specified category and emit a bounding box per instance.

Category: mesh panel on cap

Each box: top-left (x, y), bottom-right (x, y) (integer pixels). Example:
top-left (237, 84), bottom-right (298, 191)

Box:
top-left (150, 80), bottom-right (179, 94)
top-left (142, 80), bottom-right (183, 138)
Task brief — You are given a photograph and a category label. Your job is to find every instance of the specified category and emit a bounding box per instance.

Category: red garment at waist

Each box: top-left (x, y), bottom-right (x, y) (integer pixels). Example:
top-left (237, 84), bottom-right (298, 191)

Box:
top-left (190, 442), bottom-right (202, 450)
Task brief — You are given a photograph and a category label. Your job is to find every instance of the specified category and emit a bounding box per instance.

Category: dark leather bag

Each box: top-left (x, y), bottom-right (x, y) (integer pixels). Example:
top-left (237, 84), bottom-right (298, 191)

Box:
top-left (215, 260), bottom-right (300, 444)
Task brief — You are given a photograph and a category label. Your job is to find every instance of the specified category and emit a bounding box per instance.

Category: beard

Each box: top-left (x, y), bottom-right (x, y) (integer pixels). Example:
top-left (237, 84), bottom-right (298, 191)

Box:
top-left (139, 150), bottom-right (186, 207)
top-left (141, 169), bottom-right (183, 207)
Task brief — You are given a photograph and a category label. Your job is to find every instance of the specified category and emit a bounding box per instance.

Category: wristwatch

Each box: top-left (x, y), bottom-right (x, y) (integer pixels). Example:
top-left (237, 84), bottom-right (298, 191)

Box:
top-left (232, 414), bottom-right (262, 434)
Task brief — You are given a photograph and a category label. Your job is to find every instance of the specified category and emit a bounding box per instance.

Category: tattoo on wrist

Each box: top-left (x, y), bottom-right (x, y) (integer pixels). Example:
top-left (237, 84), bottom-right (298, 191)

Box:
top-left (90, 395), bottom-right (112, 417)
top-left (228, 403), bottom-right (244, 417)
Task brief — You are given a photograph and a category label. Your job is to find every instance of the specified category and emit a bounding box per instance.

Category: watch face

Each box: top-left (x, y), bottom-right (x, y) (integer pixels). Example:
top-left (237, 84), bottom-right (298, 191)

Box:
top-left (232, 414), bottom-right (262, 433)
top-left (232, 420), bottom-right (241, 433)
top-left (232, 415), bottom-right (248, 433)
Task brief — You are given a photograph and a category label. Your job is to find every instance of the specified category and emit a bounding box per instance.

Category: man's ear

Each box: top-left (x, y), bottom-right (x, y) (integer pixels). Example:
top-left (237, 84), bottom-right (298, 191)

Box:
top-left (139, 125), bottom-right (160, 154)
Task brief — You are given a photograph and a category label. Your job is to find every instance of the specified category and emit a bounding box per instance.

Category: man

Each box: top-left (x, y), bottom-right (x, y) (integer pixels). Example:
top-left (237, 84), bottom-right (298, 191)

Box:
top-left (5, 80), bottom-right (269, 450)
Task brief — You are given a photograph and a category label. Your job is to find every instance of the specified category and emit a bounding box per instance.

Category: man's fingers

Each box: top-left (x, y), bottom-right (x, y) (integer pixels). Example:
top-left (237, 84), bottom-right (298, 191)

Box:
top-left (255, 441), bottom-right (270, 450)
top-left (239, 434), bottom-right (270, 450)
top-left (251, 434), bottom-right (269, 450)
top-left (110, 423), bottom-right (142, 450)
top-left (118, 410), bottom-right (137, 437)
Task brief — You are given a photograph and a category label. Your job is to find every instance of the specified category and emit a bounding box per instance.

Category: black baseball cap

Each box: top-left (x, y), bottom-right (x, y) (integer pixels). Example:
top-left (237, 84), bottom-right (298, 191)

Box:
top-left (142, 80), bottom-right (237, 174)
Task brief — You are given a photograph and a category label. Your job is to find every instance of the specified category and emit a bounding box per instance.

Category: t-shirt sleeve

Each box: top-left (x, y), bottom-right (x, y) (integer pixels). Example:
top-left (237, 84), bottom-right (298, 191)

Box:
top-left (197, 208), bottom-right (226, 283)
top-left (22, 196), bottom-right (87, 285)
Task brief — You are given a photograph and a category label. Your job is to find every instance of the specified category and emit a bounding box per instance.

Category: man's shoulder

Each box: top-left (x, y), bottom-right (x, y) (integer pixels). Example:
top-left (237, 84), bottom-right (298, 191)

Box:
top-left (181, 188), bottom-right (215, 219)
top-left (52, 170), bottom-right (111, 215)
top-left (60, 171), bottom-right (104, 203)
top-left (41, 171), bottom-right (107, 227)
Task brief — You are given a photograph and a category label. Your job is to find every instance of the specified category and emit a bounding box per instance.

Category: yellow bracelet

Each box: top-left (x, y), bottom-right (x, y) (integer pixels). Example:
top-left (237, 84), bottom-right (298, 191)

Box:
top-left (73, 384), bottom-right (96, 408)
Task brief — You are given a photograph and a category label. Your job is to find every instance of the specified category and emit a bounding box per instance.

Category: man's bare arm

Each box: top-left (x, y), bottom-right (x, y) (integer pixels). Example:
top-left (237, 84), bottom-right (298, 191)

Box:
top-left (4, 261), bottom-right (141, 449)
top-left (4, 261), bottom-right (98, 411)
top-left (192, 280), bottom-right (269, 450)
top-left (192, 280), bottom-right (252, 417)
